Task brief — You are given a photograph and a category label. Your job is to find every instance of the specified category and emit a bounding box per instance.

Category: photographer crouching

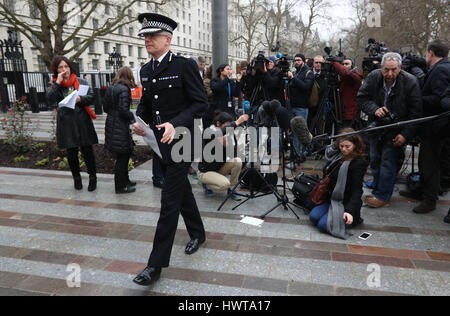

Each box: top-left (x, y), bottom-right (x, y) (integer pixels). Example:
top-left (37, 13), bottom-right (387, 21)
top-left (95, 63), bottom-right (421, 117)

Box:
top-left (357, 52), bottom-right (423, 208)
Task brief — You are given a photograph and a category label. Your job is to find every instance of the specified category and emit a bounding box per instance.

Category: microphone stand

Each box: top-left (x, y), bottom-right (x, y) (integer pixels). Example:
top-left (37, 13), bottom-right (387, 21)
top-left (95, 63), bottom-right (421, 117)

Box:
top-left (312, 111), bottom-right (450, 141)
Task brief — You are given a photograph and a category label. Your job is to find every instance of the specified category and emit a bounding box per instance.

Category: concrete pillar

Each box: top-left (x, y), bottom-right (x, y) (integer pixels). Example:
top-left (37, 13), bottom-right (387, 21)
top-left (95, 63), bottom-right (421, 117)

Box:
top-left (212, 0), bottom-right (228, 78)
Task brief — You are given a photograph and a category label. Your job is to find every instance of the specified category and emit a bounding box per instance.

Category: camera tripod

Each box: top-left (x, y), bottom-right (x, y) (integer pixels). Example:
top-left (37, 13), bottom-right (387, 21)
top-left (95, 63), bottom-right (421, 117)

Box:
top-left (259, 129), bottom-right (308, 219)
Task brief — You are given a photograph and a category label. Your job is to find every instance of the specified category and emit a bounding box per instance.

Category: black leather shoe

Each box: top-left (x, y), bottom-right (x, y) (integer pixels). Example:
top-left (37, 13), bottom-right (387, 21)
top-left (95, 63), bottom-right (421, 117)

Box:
top-left (116, 185), bottom-right (136, 194)
top-left (74, 177), bottom-right (83, 191)
top-left (128, 180), bottom-right (137, 187)
top-left (133, 267), bottom-right (161, 286)
top-left (88, 176), bottom-right (97, 192)
top-left (413, 200), bottom-right (436, 214)
top-left (185, 238), bottom-right (205, 255)
top-left (399, 190), bottom-right (423, 201)
top-left (153, 180), bottom-right (164, 189)
top-left (444, 210), bottom-right (450, 224)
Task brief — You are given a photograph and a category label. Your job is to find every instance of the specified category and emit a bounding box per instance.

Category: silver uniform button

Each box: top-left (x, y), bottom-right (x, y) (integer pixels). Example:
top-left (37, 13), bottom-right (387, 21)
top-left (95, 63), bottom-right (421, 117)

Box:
top-left (156, 111), bottom-right (160, 115)
top-left (154, 95), bottom-right (159, 99)
top-left (169, 85), bottom-right (172, 88)
top-left (153, 79), bottom-right (157, 83)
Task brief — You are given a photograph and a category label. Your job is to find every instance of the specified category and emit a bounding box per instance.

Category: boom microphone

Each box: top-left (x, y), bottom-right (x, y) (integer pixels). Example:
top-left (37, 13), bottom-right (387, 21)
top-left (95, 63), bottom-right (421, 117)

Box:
top-left (291, 116), bottom-right (313, 146)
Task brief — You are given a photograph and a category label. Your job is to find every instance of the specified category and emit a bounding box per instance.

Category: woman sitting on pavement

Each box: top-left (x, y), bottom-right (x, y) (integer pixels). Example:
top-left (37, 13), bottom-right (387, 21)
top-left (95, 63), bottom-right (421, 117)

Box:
top-left (309, 128), bottom-right (369, 239)
top-left (198, 112), bottom-right (248, 201)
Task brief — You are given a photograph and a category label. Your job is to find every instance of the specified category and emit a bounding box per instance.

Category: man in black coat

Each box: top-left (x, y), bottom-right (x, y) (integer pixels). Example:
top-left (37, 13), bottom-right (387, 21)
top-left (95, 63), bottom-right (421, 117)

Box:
top-left (132, 13), bottom-right (208, 286)
top-left (357, 52), bottom-right (423, 208)
top-left (402, 39), bottom-right (450, 214)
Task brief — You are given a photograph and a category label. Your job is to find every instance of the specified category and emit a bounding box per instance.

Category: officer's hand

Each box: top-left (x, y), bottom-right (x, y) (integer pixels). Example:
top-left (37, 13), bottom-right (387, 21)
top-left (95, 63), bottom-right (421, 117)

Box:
top-left (393, 134), bottom-right (406, 147)
top-left (375, 107), bottom-right (388, 118)
top-left (288, 71), bottom-right (294, 79)
top-left (157, 122), bottom-right (176, 144)
top-left (133, 123), bottom-right (146, 137)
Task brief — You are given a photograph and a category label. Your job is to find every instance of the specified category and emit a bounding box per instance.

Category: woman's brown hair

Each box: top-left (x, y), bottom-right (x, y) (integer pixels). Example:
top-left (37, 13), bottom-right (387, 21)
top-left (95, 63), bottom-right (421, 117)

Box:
top-left (334, 128), bottom-right (366, 160)
top-left (112, 67), bottom-right (137, 89)
top-left (50, 56), bottom-right (78, 79)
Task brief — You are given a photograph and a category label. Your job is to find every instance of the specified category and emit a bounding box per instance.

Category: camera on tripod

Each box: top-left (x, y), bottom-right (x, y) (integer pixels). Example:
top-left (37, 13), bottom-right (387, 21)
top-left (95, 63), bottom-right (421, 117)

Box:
top-left (277, 54), bottom-right (293, 81)
top-left (248, 51), bottom-right (268, 76)
top-left (322, 46), bottom-right (344, 88)
top-left (362, 38), bottom-right (389, 76)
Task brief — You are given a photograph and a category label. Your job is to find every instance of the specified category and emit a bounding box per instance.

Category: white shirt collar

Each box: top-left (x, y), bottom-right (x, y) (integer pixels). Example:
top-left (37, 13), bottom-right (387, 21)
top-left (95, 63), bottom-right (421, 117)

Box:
top-left (152, 50), bottom-right (170, 64)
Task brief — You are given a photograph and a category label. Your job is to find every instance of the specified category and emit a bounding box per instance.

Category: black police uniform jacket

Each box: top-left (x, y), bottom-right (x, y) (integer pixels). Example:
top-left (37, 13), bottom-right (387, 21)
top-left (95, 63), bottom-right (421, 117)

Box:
top-left (46, 78), bottom-right (99, 150)
top-left (136, 52), bottom-right (208, 163)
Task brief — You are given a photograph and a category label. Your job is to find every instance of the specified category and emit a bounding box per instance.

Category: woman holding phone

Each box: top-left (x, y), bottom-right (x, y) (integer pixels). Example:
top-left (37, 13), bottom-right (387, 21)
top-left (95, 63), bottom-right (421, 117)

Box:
top-left (46, 56), bottom-right (98, 192)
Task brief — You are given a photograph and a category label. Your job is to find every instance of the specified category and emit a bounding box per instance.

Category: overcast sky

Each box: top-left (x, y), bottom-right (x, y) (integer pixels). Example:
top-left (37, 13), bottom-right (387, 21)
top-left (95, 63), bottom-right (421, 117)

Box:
top-left (295, 0), bottom-right (357, 43)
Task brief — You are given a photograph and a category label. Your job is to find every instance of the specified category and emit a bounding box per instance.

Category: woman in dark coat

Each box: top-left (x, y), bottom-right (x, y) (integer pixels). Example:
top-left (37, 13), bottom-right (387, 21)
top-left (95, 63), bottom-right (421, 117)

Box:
top-left (46, 56), bottom-right (98, 192)
top-left (103, 67), bottom-right (137, 194)
top-left (210, 64), bottom-right (239, 118)
top-left (310, 129), bottom-right (369, 237)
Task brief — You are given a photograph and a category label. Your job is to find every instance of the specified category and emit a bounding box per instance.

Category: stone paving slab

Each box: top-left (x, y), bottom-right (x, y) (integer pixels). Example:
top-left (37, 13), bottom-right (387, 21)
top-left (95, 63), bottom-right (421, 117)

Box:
top-left (0, 158), bottom-right (449, 296)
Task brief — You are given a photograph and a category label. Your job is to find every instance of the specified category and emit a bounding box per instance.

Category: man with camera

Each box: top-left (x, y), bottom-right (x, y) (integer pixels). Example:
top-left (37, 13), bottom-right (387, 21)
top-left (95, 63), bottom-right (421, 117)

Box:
top-left (400, 39), bottom-right (450, 214)
top-left (332, 57), bottom-right (363, 128)
top-left (240, 54), bottom-right (282, 107)
top-left (288, 54), bottom-right (315, 160)
top-left (357, 52), bottom-right (423, 208)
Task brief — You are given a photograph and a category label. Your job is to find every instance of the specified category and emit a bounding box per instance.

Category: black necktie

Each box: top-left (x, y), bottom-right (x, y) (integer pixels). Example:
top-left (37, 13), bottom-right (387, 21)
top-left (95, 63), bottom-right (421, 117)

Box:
top-left (153, 59), bottom-right (159, 71)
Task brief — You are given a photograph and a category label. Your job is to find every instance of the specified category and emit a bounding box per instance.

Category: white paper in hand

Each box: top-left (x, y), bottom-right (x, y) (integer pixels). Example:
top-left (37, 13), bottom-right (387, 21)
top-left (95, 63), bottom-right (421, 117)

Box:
top-left (133, 113), bottom-right (162, 159)
top-left (78, 85), bottom-right (90, 96)
top-left (58, 91), bottom-right (79, 110)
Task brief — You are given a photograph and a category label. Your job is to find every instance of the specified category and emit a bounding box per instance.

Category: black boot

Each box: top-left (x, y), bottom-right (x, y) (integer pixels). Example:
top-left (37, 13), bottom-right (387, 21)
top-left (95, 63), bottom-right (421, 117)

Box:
top-left (74, 176), bottom-right (83, 191)
top-left (413, 200), bottom-right (436, 214)
top-left (88, 176), bottom-right (97, 192)
top-left (444, 210), bottom-right (450, 224)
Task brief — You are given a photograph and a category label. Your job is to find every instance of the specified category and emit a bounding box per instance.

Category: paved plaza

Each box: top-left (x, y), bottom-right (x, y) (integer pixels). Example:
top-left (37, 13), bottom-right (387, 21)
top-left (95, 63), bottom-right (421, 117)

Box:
top-left (0, 112), bottom-right (449, 296)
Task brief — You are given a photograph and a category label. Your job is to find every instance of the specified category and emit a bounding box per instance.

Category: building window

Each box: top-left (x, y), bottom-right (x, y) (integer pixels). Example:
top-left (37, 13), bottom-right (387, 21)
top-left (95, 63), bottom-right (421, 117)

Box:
top-left (73, 37), bottom-right (80, 51)
top-left (37, 56), bottom-right (47, 72)
top-left (92, 18), bottom-right (99, 29)
top-left (92, 59), bottom-right (99, 70)
top-left (138, 47), bottom-right (143, 58)
top-left (74, 58), bottom-right (83, 73)
top-left (5, 0), bottom-right (15, 13)
top-left (128, 45), bottom-right (133, 57)
top-left (104, 42), bottom-right (110, 54)
top-left (130, 62), bottom-right (135, 68)
top-left (89, 42), bottom-right (95, 53)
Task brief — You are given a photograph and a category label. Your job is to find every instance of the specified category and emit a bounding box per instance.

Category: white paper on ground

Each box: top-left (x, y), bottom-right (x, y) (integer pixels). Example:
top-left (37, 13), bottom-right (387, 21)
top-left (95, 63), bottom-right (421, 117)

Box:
top-left (78, 85), bottom-right (90, 96)
top-left (240, 216), bottom-right (264, 227)
top-left (133, 113), bottom-right (162, 159)
top-left (58, 91), bottom-right (79, 110)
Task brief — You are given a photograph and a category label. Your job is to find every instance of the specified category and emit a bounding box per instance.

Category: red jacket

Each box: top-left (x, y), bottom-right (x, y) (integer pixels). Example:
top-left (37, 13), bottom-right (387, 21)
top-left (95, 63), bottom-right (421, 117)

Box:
top-left (333, 62), bottom-right (363, 121)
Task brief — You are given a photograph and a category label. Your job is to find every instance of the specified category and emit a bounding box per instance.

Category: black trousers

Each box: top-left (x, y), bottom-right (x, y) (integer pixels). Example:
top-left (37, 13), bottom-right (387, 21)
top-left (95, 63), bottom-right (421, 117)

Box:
top-left (115, 152), bottom-right (132, 190)
top-left (148, 161), bottom-right (206, 268)
top-left (440, 138), bottom-right (450, 186)
top-left (419, 130), bottom-right (445, 201)
top-left (152, 154), bottom-right (166, 183)
top-left (67, 146), bottom-right (96, 178)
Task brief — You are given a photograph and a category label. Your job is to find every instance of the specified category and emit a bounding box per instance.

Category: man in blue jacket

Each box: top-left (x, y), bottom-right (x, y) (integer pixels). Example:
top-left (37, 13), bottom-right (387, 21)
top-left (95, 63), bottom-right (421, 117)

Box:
top-left (288, 53), bottom-right (314, 160)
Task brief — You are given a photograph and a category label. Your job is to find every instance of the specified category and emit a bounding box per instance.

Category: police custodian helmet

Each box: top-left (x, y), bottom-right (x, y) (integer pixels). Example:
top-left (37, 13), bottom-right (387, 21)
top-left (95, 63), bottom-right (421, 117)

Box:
top-left (137, 13), bottom-right (178, 36)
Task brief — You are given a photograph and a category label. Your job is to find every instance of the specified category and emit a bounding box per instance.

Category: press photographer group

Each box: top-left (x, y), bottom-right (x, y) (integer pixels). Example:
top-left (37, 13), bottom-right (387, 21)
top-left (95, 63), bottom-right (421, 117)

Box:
top-left (213, 37), bottom-right (450, 234)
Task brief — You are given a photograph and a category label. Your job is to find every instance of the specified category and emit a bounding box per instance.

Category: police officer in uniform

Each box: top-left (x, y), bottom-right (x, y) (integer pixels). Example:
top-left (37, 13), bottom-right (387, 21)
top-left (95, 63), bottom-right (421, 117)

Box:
top-left (132, 13), bottom-right (208, 286)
